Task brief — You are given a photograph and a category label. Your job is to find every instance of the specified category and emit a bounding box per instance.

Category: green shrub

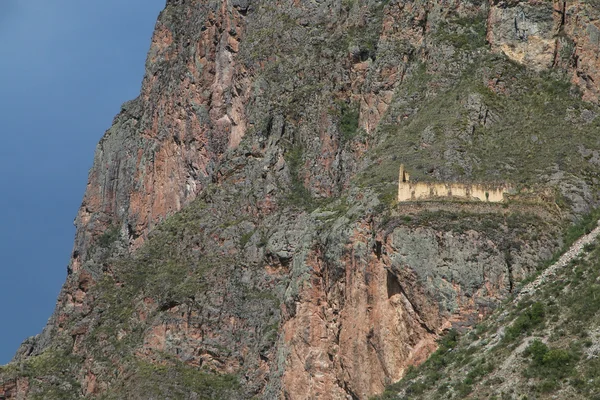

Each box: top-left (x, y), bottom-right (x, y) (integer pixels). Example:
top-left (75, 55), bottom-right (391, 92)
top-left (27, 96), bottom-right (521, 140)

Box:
top-left (239, 230), bottom-right (254, 248)
top-left (542, 348), bottom-right (573, 369)
top-left (19, 349), bottom-right (84, 400)
top-left (504, 302), bottom-right (545, 342)
top-left (99, 359), bottom-right (240, 400)
top-left (523, 339), bottom-right (548, 364)
top-left (339, 102), bottom-right (360, 142)
top-left (284, 146), bottom-right (315, 209)
top-left (454, 381), bottom-right (473, 397)
top-left (537, 379), bottom-right (559, 393)
top-left (465, 359), bottom-right (495, 383)
top-left (439, 329), bottom-right (459, 350)
top-left (523, 339), bottom-right (578, 384)
top-left (98, 225), bottom-right (120, 248)
top-left (436, 14), bottom-right (487, 51)
top-left (563, 208), bottom-right (600, 248)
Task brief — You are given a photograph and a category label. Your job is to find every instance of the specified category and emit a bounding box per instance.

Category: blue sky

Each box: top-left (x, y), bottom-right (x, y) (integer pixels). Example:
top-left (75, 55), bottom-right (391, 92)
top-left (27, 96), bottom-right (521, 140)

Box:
top-left (0, 0), bottom-right (165, 364)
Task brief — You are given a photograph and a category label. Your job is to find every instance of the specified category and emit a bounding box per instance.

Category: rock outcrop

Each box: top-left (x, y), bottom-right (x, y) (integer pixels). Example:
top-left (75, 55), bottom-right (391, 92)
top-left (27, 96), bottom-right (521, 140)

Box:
top-left (488, 0), bottom-right (600, 101)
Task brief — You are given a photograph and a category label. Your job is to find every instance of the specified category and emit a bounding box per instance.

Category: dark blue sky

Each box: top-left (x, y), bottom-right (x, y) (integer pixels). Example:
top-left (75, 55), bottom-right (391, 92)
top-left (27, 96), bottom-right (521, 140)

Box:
top-left (0, 0), bottom-right (165, 364)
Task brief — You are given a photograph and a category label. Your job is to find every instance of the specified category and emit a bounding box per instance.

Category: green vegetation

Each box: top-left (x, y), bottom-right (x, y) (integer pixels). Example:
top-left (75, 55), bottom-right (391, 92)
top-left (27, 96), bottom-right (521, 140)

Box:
top-left (373, 330), bottom-right (496, 399)
top-left (5, 326), bottom-right (241, 399)
top-left (99, 359), bottom-right (239, 400)
top-left (97, 225), bottom-right (120, 248)
top-left (436, 13), bottom-right (488, 50)
top-left (339, 102), bottom-right (360, 142)
top-left (239, 229), bottom-right (255, 248)
top-left (516, 207), bottom-right (600, 293)
top-left (337, 1), bottom-right (388, 57)
top-left (6, 3), bottom-right (600, 399)
top-left (83, 197), bottom-right (224, 356)
top-left (0, 348), bottom-right (85, 400)
top-left (86, 224), bottom-right (122, 261)
top-left (356, 51), bottom-right (600, 209)
top-left (563, 207), bottom-right (600, 249)
top-left (503, 302), bottom-right (545, 342)
top-left (74, 194), bottom-right (273, 399)
top-left (138, 360), bottom-right (239, 396)
top-left (521, 339), bottom-right (579, 393)
top-left (115, 201), bottom-right (219, 306)
top-left (284, 145), bottom-right (317, 209)
top-left (21, 349), bottom-right (82, 379)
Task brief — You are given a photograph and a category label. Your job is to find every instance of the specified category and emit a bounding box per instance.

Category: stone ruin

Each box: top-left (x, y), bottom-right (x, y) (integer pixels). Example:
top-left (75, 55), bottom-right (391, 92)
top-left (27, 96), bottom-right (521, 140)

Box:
top-left (397, 165), bottom-right (510, 203)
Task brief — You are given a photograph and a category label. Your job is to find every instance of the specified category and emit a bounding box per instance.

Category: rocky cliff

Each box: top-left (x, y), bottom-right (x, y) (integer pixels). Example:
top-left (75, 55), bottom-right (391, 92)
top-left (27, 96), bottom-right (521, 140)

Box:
top-left (2, 0), bottom-right (600, 399)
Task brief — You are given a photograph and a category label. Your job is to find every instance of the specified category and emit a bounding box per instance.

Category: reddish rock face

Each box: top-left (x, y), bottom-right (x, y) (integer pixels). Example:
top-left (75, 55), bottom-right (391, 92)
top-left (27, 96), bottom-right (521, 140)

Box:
top-left (71, 0), bottom-right (252, 270)
top-left (488, 0), bottom-right (600, 101)
top-left (0, 378), bottom-right (29, 400)
top-left (281, 228), bottom-right (439, 399)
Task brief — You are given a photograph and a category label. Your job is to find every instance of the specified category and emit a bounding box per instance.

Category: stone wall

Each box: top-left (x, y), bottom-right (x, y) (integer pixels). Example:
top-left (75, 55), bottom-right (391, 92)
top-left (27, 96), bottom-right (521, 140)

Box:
top-left (397, 164), bottom-right (509, 202)
top-left (397, 181), bottom-right (509, 202)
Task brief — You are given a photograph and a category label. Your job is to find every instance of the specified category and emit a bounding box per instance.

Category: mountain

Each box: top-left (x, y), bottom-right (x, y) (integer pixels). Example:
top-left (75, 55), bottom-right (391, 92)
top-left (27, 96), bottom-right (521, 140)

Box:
top-left (1, 0), bottom-right (600, 399)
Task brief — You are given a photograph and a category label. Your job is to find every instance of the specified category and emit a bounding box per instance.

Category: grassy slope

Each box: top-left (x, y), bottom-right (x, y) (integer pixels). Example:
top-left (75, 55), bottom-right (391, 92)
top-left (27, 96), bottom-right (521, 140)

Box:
top-left (374, 211), bottom-right (600, 399)
top-left (357, 10), bottom-right (600, 209)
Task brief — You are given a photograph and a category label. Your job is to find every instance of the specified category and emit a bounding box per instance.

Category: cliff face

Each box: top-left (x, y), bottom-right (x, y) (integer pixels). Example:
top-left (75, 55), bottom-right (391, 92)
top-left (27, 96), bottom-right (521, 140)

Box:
top-left (71, 0), bottom-right (250, 268)
top-left (488, 0), bottom-right (600, 102)
top-left (2, 0), bottom-right (600, 399)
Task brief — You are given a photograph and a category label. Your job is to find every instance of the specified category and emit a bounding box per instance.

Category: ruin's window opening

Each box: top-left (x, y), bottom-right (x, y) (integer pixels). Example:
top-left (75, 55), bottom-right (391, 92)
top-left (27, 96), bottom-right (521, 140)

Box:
top-left (373, 241), bottom-right (383, 260)
top-left (386, 270), bottom-right (403, 299)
